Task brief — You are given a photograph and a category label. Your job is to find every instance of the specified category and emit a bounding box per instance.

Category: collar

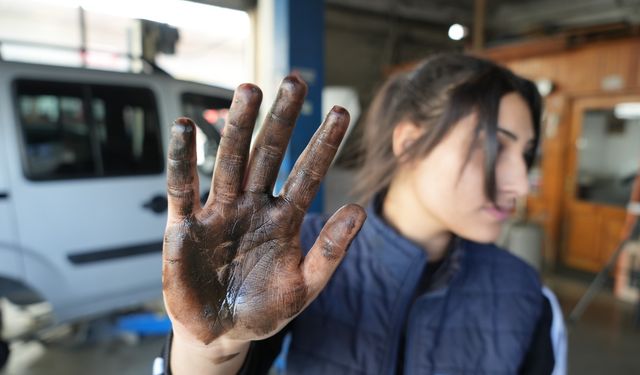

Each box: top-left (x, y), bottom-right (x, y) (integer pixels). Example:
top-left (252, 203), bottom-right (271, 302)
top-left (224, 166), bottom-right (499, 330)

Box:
top-left (361, 194), bottom-right (465, 291)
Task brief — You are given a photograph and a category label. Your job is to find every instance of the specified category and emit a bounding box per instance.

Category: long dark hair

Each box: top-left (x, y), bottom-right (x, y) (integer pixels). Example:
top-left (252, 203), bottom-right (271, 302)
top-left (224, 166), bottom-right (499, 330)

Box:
top-left (353, 53), bottom-right (542, 205)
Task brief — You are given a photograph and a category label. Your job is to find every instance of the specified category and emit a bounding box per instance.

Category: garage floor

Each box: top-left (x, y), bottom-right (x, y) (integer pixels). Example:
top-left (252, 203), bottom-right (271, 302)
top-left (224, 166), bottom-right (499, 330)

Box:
top-left (1, 336), bottom-right (164, 375)
top-left (546, 272), bottom-right (640, 375)
top-left (1, 273), bottom-right (639, 375)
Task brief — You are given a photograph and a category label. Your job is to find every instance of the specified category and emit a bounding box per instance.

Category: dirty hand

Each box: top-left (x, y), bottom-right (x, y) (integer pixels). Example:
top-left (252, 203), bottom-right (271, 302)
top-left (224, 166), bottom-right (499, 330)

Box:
top-left (162, 76), bottom-right (366, 347)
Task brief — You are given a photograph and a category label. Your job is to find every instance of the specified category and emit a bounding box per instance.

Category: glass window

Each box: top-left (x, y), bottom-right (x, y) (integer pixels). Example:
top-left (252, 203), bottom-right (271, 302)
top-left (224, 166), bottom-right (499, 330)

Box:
top-left (181, 93), bottom-right (232, 176)
top-left (16, 82), bottom-right (93, 179)
top-left (91, 85), bottom-right (163, 175)
top-left (15, 80), bottom-right (163, 180)
top-left (576, 109), bottom-right (640, 207)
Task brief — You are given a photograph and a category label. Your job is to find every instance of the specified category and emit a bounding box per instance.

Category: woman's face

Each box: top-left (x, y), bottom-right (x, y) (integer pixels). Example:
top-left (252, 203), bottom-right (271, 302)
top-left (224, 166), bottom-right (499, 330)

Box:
top-left (396, 92), bottom-right (535, 243)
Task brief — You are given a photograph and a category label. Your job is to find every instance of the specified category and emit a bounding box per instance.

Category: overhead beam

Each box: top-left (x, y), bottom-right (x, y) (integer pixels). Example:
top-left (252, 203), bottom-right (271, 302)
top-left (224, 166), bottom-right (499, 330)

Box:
top-left (187, 0), bottom-right (257, 11)
top-left (326, 0), bottom-right (472, 28)
top-left (488, 0), bottom-right (640, 33)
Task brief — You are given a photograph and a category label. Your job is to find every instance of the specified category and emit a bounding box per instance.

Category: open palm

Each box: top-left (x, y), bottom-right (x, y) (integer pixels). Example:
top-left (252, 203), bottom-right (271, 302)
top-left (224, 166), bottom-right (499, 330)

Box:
top-left (162, 76), bottom-right (366, 345)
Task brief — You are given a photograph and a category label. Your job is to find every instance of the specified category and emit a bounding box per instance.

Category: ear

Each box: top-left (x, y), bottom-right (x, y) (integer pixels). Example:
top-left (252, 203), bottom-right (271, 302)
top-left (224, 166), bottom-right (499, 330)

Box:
top-left (392, 121), bottom-right (423, 158)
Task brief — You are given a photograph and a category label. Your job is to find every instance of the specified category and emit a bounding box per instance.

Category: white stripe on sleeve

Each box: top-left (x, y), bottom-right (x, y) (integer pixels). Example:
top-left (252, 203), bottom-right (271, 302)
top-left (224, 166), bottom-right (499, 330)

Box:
top-left (542, 286), bottom-right (568, 375)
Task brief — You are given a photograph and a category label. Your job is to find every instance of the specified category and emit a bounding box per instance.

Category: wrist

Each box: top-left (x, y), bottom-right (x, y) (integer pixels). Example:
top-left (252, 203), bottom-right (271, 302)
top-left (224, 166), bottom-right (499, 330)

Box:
top-left (170, 330), bottom-right (250, 374)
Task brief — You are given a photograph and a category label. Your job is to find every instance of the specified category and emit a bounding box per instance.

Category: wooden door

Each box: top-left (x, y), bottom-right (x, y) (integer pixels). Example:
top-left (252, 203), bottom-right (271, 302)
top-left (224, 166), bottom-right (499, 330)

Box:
top-left (563, 96), bottom-right (640, 272)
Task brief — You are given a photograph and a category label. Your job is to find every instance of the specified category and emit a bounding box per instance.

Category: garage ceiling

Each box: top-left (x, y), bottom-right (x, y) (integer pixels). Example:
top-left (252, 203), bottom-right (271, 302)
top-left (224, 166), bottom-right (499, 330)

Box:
top-left (327, 0), bottom-right (640, 43)
top-left (193, 0), bottom-right (640, 46)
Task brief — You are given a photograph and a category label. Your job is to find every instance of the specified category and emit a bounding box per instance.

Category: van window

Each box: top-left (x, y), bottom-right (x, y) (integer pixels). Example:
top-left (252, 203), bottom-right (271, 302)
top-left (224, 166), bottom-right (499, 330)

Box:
top-left (15, 80), bottom-right (163, 180)
top-left (181, 93), bottom-right (231, 176)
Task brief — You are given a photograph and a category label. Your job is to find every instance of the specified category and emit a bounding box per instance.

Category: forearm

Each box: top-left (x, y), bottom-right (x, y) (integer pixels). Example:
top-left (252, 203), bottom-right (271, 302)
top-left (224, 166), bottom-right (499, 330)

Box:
top-left (170, 331), bottom-right (250, 375)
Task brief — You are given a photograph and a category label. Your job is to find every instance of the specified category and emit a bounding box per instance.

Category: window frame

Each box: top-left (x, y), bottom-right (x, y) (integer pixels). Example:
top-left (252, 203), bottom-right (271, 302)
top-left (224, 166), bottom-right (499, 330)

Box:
top-left (180, 92), bottom-right (233, 177)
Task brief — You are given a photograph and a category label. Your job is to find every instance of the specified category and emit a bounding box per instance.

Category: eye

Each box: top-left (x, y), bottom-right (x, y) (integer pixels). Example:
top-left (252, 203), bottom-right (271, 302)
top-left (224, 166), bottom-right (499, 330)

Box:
top-left (497, 140), bottom-right (506, 154)
top-left (523, 148), bottom-right (536, 162)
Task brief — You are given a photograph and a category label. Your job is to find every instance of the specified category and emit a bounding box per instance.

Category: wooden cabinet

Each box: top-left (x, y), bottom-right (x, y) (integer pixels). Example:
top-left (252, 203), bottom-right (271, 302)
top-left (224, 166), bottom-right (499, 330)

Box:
top-left (564, 202), bottom-right (626, 272)
top-left (564, 203), bottom-right (601, 270)
top-left (504, 39), bottom-right (640, 95)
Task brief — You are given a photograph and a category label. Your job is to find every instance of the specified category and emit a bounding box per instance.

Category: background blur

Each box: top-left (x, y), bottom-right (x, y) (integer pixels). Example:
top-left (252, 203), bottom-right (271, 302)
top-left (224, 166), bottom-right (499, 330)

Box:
top-left (0, 0), bottom-right (639, 374)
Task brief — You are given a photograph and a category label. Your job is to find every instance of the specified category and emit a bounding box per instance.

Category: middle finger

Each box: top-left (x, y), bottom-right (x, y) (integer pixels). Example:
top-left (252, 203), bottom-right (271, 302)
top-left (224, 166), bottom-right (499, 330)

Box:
top-left (243, 75), bottom-right (308, 194)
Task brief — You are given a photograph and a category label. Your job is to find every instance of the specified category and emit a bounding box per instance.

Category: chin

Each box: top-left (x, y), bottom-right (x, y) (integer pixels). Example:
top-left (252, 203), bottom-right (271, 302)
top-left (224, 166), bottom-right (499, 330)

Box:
top-left (456, 224), bottom-right (503, 244)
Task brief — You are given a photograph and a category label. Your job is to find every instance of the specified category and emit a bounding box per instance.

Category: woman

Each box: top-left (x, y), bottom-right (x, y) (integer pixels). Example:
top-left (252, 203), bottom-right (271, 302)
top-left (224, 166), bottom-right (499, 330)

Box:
top-left (157, 53), bottom-right (566, 375)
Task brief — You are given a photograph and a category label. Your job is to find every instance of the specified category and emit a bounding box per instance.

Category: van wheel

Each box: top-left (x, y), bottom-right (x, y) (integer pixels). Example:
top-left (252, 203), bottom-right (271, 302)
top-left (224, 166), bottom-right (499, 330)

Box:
top-left (0, 302), bottom-right (7, 369)
top-left (0, 339), bottom-right (8, 369)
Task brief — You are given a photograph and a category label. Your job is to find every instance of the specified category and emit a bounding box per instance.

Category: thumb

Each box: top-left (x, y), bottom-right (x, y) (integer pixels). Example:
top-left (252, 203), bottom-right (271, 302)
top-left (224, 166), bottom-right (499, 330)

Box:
top-left (301, 204), bottom-right (367, 298)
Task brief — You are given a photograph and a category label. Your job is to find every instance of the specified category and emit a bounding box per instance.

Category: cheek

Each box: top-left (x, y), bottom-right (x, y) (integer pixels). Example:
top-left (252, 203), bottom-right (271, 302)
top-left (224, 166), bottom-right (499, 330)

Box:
top-left (411, 150), bottom-right (481, 221)
top-left (412, 151), bottom-right (504, 243)
top-left (456, 153), bottom-right (489, 207)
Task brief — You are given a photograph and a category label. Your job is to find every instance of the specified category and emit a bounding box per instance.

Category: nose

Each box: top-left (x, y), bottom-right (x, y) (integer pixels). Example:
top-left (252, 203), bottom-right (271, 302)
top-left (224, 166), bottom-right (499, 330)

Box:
top-left (499, 154), bottom-right (530, 198)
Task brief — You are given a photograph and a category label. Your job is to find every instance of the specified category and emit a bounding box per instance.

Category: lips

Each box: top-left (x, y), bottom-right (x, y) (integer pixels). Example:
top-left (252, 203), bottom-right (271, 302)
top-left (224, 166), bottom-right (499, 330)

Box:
top-left (484, 205), bottom-right (513, 221)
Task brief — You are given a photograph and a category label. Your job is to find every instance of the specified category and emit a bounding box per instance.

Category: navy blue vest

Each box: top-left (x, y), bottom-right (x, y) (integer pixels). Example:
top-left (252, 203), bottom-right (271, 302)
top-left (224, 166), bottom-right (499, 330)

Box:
top-left (286, 205), bottom-right (543, 374)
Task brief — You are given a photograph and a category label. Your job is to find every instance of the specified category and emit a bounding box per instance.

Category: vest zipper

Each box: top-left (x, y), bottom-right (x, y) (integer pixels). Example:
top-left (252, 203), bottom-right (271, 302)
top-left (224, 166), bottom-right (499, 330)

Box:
top-left (380, 259), bottom-right (427, 374)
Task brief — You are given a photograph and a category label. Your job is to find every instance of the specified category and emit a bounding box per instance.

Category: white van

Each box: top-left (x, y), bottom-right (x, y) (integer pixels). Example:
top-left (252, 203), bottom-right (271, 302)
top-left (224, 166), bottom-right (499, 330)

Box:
top-left (0, 60), bottom-right (232, 352)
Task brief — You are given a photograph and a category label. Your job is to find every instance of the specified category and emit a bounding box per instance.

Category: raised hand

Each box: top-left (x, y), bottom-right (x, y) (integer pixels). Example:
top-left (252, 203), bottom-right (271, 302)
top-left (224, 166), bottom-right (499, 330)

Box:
top-left (162, 76), bottom-right (366, 347)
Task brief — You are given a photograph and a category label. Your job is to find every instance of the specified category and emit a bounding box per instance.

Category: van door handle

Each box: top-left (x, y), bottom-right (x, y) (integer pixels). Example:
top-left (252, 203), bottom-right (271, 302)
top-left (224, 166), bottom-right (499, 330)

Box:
top-left (142, 195), bottom-right (167, 214)
top-left (0, 192), bottom-right (8, 200)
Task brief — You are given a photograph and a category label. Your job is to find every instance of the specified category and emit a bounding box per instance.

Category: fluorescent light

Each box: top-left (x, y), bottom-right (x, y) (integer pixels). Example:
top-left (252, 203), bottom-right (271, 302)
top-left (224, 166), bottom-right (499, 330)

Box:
top-left (614, 102), bottom-right (640, 119)
top-left (28, 0), bottom-right (250, 38)
top-left (448, 23), bottom-right (466, 41)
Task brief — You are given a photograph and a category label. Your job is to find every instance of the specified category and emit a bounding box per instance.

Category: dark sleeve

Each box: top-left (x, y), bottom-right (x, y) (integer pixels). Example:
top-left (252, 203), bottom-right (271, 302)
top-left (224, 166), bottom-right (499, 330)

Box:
top-left (159, 329), bottom-right (287, 375)
top-left (518, 296), bottom-right (555, 375)
top-left (237, 329), bottom-right (288, 375)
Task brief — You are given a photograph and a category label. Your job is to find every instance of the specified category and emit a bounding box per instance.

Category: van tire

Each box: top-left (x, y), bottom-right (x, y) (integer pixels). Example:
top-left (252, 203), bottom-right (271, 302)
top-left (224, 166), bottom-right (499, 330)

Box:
top-left (0, 302), bottom-right (7, 370)
top-left (0, 339), bottom-right (8, 369)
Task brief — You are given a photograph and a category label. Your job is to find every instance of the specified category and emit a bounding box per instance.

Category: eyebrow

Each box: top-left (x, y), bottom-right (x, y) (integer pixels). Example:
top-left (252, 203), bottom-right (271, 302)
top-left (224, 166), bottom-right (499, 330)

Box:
top-left (497, 127), bottom-right (534, 146)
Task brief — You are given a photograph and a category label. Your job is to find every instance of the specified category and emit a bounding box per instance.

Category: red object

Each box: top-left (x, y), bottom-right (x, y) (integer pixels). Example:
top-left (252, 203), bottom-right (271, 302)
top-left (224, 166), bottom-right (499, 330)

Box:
top-left (615, 161), bottom-right (640, 302)
top-left (203, 109), bottom-right (220, 125)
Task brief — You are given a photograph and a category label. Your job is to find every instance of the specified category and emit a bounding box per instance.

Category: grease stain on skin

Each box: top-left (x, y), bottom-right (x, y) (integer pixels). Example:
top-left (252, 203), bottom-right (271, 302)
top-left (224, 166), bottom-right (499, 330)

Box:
top-left (170, 201), bottom-right (311, 344)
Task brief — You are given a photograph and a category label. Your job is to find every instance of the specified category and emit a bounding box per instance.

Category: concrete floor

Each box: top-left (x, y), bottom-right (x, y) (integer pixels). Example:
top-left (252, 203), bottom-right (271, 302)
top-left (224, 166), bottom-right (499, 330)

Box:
top-left (1, 273), bottom-right (639, 375)
top-left (1, 337), bottom-right (164, 375)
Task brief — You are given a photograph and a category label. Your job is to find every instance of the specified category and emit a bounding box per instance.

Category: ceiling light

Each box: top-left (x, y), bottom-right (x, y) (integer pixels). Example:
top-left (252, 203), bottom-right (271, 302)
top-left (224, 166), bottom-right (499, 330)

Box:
top-left (614, 102), bottom-right (640, 119)
top-left (448, 23), bottom-right (466, 41)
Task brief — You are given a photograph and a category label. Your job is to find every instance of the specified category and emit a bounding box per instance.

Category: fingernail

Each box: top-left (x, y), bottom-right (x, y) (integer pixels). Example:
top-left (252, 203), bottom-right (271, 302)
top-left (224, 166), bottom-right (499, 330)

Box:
top-left (331, 105), bottom-right (346, 113)
top-left (173, 117), bottom-right (195, 134)
top-left (234, 83), bottom-right (262, 103)
top-left (328, 106), bottom-right (350, 124)
top-left (281, 75), bottom-right (308, 96)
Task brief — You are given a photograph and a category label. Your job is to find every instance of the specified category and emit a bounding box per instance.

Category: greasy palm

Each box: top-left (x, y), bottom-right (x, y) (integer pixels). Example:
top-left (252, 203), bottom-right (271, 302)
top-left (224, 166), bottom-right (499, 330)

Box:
top-left (162, 76), bottom-right (366, 345)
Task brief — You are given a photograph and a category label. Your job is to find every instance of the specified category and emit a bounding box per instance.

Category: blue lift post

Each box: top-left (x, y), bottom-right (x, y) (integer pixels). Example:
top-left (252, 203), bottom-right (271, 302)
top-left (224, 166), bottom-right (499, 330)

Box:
top-left (273, 0), bottom-right (325, 213)
top-left (272, 0), bottom-right (324, 372)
